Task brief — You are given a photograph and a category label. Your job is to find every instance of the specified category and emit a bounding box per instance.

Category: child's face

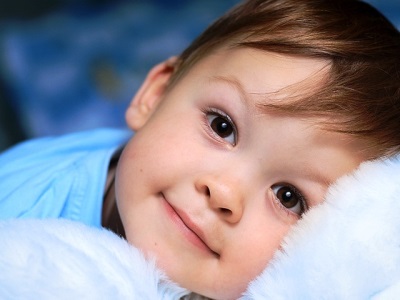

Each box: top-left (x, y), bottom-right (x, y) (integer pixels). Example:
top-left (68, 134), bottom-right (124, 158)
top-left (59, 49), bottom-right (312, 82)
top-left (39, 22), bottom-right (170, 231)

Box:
top-left (116, 48), bottom-right (367, 299)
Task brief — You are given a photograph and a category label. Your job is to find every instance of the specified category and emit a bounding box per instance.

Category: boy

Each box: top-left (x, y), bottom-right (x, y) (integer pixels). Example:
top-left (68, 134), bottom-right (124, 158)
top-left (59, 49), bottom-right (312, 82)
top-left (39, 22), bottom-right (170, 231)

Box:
top-left (1, 0), bottom-right (399, 299)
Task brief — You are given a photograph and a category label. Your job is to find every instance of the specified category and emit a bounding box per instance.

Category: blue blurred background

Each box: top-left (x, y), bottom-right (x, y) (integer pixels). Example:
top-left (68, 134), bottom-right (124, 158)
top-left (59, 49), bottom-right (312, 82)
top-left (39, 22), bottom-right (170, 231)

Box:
top-left (0, 0), bottom-right (399, 151)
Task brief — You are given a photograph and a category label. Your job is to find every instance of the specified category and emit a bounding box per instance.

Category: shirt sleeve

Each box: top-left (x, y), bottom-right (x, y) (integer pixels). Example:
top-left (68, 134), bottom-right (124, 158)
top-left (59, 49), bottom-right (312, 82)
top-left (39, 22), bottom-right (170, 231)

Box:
top-left (0, 136), bottom-right (90, 222)
top-left (0, 129), bottom-right (130, 226)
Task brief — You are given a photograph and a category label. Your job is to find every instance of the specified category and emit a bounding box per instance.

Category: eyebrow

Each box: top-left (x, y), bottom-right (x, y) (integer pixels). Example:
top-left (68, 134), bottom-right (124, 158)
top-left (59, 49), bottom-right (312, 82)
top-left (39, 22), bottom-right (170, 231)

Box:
top-left (210, 75), bottom-right (251, 106)
top-left (210, 75), bottom-right (282, 115)
top-left (301, 165), bottom-right (333, 188)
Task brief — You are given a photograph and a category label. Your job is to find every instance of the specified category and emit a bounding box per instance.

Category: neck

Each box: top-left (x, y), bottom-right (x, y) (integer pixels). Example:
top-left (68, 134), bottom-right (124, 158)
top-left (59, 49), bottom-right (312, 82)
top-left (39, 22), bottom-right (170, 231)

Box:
top-left (102, 152), bottom-right (126, 239)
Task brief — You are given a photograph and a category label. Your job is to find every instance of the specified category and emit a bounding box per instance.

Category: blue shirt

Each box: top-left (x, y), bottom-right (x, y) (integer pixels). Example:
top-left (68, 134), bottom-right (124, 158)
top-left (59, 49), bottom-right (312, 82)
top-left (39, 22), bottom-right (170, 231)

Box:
top-left (0, 128), bottom-right (131, 227)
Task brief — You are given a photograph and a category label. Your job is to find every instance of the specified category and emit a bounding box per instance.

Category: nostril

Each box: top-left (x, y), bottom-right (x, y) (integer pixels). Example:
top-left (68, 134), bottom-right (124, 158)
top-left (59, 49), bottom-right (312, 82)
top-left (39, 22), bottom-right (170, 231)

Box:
top-left (205, 187), bottom-right (211, 197)
top-left (219, 207), bottom-right (232, 215)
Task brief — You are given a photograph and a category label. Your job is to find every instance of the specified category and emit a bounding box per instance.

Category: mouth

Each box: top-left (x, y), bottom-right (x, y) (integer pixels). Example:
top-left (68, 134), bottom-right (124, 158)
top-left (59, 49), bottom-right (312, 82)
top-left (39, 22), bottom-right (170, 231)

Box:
top-left (161, 193), bottom-right (219, 257)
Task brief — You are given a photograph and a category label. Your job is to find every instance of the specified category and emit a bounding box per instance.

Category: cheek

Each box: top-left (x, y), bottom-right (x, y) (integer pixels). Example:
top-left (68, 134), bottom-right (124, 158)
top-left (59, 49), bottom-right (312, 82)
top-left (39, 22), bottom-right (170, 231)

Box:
top-left (130, 117), bottom-right (207, 173)
top-left (224, 215), bottom-right (292, 288)
top-left (115, 118), bottom-right (203, 200)
top-left (119, 128), bottom-right (176, 174)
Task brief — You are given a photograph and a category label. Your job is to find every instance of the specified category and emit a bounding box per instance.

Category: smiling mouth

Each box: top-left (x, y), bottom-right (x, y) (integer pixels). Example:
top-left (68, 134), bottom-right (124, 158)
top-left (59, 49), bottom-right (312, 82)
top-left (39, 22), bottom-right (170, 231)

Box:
top-left (161, 194), bottom-right (219, 257)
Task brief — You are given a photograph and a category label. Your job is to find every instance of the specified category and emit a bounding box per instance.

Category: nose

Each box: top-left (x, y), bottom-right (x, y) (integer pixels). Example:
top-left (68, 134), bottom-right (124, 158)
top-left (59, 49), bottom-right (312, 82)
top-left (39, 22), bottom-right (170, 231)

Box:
top-left (195, 174), bottom-right (244, 224)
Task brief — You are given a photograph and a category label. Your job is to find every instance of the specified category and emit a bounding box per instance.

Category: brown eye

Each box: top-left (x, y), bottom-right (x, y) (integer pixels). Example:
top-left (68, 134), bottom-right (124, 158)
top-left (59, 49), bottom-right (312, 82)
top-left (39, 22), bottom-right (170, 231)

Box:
top-left (210, 115), bottom-right (233, 137)
top-left (272, 185), bottom-right (306, 215)
top-left (207, 112), bottom-right (236, 145)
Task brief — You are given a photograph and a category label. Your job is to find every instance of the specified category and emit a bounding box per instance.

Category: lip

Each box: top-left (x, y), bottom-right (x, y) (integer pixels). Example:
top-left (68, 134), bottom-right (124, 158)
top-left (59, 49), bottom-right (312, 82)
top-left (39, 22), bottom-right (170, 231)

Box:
top-left (161, 194), bottom-right (218, 257)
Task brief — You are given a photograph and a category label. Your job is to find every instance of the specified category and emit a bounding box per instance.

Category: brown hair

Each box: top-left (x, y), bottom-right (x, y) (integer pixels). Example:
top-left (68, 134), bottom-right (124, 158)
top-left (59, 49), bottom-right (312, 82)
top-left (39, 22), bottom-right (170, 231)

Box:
top-left (169, 0), bottom-right (400, 158)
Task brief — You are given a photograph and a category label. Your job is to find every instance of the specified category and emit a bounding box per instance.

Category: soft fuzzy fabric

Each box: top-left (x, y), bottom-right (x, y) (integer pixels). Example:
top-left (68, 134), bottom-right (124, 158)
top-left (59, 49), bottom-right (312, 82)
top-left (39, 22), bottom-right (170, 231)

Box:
top-left (0, 219), bottom-right (188, 299)
top-left (1, 155), bottom-right (400, 299)
top-left (242, 155), bottom-right (400, 300)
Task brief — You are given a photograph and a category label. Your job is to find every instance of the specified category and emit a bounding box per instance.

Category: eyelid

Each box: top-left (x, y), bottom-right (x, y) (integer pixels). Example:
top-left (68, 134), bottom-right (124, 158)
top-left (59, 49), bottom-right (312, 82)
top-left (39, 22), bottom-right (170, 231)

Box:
top-left (270, 183), bottom-right (309, 219)
top-left (207, 107), bottom-right (236, 127)
top-left (202, 107), bottom-right (238, 145)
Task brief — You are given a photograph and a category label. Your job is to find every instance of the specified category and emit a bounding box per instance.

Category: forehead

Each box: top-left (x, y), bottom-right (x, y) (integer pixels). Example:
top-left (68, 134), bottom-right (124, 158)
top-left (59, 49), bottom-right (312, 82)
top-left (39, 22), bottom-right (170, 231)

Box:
top-left (184, 47), bottom-right (329, 105)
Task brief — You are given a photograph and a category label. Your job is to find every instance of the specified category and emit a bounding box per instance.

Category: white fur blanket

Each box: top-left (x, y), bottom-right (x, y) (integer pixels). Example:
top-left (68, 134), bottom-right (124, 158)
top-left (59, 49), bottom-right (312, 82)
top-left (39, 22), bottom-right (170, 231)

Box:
top-left (1, 155), bottom-right (400, 299)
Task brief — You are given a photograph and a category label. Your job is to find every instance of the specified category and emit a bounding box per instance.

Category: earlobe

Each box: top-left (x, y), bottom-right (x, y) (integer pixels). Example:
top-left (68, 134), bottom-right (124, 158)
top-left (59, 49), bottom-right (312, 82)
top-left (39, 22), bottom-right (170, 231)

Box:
top-left (126, 56), bottom-right (178, 130)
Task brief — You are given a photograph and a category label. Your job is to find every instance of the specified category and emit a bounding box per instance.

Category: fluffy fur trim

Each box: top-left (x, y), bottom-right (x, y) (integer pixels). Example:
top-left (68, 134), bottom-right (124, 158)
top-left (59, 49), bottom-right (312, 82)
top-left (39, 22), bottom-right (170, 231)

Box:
top-left (0, 219), bottom-right (188, 299)
top-left (242, 155), bottom-right (400, 299)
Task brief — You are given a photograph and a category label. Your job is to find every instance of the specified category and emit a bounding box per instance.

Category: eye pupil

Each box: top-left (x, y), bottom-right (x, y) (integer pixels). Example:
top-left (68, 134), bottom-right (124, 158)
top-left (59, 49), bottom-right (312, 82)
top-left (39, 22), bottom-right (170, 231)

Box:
top-left (283, 191), bottom-right (292, 201)
top-left (211, 116), bottom-right (233, 138)
top-left (277, 186), bottom-right (298, 208)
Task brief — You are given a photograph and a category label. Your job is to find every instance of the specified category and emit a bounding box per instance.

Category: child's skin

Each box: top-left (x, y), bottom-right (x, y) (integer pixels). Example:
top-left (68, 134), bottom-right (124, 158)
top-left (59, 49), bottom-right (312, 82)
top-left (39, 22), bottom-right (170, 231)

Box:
top-left (114, 46), bottom-right (368, 299)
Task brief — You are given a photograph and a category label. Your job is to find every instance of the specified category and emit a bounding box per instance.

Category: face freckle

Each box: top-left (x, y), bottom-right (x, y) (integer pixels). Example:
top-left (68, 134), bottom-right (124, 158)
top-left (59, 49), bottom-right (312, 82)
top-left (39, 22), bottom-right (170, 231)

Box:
top-left (115, 47), bottom-right (367, 299)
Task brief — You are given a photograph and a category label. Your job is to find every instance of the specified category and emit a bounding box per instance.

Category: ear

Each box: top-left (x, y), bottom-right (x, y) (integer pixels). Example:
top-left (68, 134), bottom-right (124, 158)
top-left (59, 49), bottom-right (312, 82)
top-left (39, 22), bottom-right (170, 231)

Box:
top-left (126, 56), bottom-right (178, 130)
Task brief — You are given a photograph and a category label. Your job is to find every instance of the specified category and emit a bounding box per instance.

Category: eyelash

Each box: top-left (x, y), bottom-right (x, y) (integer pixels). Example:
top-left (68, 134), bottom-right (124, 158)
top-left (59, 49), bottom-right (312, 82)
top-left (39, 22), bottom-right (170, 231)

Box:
top-left (202, 107), bottom-right (238, 146)
top-left (271, 183), bottom-right (309, 218)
